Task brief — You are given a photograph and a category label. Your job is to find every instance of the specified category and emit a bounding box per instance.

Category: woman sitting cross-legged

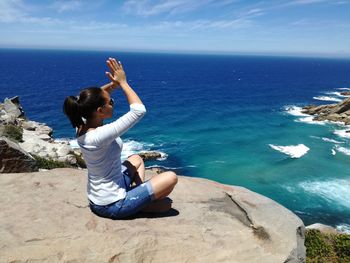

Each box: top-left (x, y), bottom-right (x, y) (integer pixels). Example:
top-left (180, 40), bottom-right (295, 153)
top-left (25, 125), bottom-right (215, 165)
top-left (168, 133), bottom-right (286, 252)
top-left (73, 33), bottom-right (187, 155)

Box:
top-left (63, 57), bottom-right (178, 219)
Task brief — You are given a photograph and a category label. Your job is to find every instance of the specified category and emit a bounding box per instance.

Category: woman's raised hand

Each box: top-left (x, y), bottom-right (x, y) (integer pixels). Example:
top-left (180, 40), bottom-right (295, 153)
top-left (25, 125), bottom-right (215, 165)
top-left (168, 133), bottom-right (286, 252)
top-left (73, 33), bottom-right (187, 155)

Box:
top-left (106, 58), bottom-right (127, 87)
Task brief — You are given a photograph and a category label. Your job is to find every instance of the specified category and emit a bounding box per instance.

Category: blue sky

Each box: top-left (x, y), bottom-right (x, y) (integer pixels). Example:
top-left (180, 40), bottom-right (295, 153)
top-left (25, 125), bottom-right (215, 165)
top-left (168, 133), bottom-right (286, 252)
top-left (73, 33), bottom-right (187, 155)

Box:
top-left (0, 0), bottom-right (350, 56)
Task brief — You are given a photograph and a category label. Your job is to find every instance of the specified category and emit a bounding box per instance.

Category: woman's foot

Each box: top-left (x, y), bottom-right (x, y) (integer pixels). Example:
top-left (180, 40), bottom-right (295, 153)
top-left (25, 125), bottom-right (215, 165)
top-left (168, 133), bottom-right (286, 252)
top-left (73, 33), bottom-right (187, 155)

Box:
top-left (141, 197), bottom-right (172, 213)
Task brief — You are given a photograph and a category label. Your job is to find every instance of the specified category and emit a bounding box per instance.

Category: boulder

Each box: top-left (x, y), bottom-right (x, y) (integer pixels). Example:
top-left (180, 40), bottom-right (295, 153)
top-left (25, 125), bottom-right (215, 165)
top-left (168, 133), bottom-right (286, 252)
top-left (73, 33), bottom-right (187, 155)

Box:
top-left (3, 97), bottom-right (23, 119)
top-left (0, 168), bottom-right (306, 262)
top-left (0, 137), bottom-right (38, 173)
top-left (22, 120), bottom-right (40, 131)
top-left (139, 151), bottom-right (163, 161)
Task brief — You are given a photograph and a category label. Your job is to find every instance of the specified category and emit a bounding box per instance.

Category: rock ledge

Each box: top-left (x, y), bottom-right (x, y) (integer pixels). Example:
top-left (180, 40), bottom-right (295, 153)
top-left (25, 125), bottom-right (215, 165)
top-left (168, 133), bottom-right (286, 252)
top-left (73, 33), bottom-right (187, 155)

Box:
top-left (0, 168), bottom-right (306, 263)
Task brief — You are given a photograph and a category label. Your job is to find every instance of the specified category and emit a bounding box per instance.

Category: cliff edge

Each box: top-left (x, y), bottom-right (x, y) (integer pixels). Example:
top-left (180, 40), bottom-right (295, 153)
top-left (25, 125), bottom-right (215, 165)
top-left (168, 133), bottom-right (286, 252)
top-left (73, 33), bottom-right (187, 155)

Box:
top-left (0, 168), bottom-right (305, 263)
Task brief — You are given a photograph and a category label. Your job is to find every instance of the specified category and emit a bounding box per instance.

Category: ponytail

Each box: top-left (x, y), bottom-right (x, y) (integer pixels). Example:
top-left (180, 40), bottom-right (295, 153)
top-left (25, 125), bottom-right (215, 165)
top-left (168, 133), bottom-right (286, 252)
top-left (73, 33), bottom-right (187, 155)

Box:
top-left (63, 87), bottom-right (106, 129)
top-left (63, 96), bottom-right (84, 128)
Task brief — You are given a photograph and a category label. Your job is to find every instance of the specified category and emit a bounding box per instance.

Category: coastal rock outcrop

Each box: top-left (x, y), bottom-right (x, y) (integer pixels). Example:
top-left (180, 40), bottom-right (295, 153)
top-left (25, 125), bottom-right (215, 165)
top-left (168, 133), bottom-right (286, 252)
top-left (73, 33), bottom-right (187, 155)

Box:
top-left (302, 97), bottom-right (350, 124)
top-left (0, 97), bottom-right (79, 170)
top-left (138, 151), bottom-right (163, 161)
top-left (0, 168), bottom-right (306, 262)
top-left (0, 136), bottom-right (38, 172)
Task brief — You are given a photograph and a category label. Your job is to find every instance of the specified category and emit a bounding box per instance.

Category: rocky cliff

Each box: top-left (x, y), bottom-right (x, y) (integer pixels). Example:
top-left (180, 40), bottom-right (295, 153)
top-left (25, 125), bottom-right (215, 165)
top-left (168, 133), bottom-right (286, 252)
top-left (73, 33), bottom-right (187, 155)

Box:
top-left (302, 96), bottom-right (350, 125)
top-left (0, 168), bottom-right (306, 263)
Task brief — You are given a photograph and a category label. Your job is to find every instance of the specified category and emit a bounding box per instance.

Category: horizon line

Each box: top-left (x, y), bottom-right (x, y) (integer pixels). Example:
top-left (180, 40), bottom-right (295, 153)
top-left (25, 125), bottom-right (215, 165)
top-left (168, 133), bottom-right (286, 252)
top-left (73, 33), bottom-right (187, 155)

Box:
top-left (1, 45), bottom-right (350, 60)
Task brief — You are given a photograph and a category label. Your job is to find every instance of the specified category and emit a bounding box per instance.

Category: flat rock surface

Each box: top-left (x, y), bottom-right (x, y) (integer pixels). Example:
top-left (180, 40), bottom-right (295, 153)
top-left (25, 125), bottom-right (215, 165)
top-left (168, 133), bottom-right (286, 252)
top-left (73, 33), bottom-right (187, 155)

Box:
top-left (0, 168), bottom-right (305, 263)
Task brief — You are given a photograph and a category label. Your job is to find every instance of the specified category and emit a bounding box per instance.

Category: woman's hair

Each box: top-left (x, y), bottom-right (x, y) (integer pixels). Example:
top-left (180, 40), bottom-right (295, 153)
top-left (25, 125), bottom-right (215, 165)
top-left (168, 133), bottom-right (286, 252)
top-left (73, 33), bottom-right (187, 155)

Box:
top-left (63, 87), bottom-right (106, 128)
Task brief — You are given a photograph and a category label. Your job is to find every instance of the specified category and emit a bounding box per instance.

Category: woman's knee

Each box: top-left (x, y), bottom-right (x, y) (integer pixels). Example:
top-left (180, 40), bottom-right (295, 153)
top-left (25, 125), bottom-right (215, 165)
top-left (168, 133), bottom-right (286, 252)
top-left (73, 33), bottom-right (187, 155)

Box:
top-left (127, 154), bottom-right (144, 168)
top-left (163, 171), bottom-right (178, 187)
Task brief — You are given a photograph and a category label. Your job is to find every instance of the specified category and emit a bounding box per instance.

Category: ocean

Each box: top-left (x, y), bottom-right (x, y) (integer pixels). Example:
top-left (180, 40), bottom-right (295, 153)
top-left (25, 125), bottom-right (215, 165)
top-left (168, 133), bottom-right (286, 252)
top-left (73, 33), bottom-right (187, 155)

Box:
top-left (1, 49), bottom-right (350, 232)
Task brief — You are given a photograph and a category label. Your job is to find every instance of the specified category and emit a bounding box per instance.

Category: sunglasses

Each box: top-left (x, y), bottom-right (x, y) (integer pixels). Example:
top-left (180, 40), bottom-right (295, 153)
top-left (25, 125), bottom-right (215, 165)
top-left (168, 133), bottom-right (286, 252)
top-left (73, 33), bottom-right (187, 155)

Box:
top-left (103, 98), bottom-right (115, 108)
top-left (108, 98), bottom-right (115, 107)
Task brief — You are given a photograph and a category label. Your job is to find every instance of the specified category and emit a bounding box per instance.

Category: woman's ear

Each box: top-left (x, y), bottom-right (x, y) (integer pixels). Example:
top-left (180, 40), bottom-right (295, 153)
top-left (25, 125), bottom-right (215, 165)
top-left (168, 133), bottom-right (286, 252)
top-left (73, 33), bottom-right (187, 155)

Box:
top-left (96, 106), bottom-right (104, 116)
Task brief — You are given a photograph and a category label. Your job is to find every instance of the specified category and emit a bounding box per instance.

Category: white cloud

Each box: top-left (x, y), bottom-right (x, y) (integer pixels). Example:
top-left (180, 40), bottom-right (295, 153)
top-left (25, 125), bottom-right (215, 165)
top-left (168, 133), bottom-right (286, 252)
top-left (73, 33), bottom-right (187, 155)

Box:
top-left (0, 0), bottom-right (26, 22)
top-left (52, 0), bottom-right (82, 13)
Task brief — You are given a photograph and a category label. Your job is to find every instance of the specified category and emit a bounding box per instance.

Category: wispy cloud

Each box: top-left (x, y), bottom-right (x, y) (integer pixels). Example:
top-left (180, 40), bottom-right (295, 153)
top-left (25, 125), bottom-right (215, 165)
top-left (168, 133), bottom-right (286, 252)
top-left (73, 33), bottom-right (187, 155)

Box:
top-left (292, 0), bottom-right (328, 4)
top-left (52, 0), bottom-right (82, 13)
top-left (151, 18), bottom-right (252, 31)
top-left (0, 0), bottom-right (71, 25)
top-left (122, 0), bottom-right (236, 17)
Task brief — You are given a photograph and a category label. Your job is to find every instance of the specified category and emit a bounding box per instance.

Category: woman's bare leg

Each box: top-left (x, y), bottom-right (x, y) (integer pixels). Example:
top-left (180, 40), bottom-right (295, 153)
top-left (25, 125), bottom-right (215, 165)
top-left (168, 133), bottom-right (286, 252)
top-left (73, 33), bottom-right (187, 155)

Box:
top-left (149, 171), bottom-right (178, 200)
top-left (123, 154), bottom-right (145, 186)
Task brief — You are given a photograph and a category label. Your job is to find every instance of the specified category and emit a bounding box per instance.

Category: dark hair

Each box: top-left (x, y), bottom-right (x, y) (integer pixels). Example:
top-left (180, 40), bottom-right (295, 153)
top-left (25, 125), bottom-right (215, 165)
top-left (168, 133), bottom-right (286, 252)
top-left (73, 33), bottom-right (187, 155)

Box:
top-left (63, 87), bottom-right (106, 128)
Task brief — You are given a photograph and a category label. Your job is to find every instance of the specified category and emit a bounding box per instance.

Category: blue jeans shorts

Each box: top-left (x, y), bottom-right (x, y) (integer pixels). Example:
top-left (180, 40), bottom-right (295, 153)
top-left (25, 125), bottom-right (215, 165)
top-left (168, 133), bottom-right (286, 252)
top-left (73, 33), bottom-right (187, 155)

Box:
top-left (89, 165), bottom-right (155, 219)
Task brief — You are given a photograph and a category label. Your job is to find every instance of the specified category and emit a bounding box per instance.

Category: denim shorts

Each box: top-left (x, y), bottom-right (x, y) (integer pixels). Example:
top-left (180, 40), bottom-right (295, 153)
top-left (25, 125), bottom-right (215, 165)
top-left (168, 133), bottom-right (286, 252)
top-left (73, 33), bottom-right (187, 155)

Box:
top-left (89, 165), bottom-right (155, 219)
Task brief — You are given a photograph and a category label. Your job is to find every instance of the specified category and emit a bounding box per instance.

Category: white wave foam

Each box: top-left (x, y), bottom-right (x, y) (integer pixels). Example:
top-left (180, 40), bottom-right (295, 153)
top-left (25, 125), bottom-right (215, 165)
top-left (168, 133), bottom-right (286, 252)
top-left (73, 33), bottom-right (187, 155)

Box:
top-left (58, 138), bottom-right (166, 161)
top-left (336, 224), bottom-right (350, 234)
top-left (146, 164), bottom-right (197, 170)
top-left (284, 105), bottom-right (309, 117)
top-left (295, 116), bottom-right (326, 125)
top-left (325, 91), bottom-right (349, 98)
top-left (332, 149), bottom-right (336, 155)
top-left (146, 165), bottom-right (181, 170)
top-left (313, 96), bottom-right (342, 102)
top-left (269, 144), bottom-right (310, 158)
top-left (335, 146), bottom-right (350, 156)
top-left (321, 137), bottom-right (343, 144)
top-left (334, 129), bottom-right (350, 139)
top-left (299, 179), bottom-right (350, 208)
top-left (336, 87), bottom-right (350, 91)
top-left (121, 140), bottom-right (155, 160)
top-left (69, 139), bottom-right (80, 149)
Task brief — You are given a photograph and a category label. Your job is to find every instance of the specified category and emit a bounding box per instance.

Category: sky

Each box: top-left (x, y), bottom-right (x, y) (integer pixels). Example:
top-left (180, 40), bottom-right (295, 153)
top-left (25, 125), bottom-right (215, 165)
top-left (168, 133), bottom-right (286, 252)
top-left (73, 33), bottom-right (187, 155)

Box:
top-left (0, 0), bottom-right (350, 57)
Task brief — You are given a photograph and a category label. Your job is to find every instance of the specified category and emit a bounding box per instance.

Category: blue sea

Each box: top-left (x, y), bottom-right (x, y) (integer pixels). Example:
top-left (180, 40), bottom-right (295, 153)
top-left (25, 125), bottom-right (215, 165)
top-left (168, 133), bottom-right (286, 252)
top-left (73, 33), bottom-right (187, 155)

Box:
top-left (1, 49), bottom-right (350, 232)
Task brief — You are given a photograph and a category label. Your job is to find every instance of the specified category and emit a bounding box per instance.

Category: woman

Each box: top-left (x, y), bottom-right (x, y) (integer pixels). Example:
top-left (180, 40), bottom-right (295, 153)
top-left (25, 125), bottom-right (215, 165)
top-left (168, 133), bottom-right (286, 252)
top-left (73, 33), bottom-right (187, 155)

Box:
top-left (63, 57), bottom-right (177, 219)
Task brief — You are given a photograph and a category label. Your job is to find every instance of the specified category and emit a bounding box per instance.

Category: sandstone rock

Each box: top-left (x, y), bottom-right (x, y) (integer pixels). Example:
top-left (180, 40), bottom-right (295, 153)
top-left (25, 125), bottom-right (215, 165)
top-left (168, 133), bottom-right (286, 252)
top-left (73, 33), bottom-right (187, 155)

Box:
top-left (0, 168), bottom-right (306, 262)
top-left (0, 137), bottom-right (38, 173)
top-left (36, 125), bottom-right (53, 136)
top-left (22, 120), bottom-right (40, 131)
top-left (56, 144), bottom-right (71, 157)
top-left (3, 98), bottom-right (23, 119)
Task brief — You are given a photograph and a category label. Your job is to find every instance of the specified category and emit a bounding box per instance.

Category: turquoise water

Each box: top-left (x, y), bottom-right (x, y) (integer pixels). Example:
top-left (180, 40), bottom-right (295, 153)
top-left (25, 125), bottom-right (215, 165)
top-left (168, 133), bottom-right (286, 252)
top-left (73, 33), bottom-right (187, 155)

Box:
top-left (1, 49), bottom-right (350, 231)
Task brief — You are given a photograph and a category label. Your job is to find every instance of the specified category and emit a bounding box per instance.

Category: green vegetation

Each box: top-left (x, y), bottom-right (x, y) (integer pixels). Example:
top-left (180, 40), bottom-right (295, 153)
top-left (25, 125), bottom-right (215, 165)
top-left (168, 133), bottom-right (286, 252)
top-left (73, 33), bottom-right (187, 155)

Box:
top-left (306, 229), bottom-right (350, 263)
top-left (33, 152), bottom-right (86, 170)
top-left (1, 124), bottom-right (23, 142)
top-left (33, 155), bottom-right (68, 170)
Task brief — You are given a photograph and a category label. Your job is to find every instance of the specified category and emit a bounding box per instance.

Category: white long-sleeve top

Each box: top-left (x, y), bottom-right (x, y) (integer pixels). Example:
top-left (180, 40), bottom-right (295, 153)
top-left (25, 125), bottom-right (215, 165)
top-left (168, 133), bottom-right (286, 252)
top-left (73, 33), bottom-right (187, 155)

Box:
top-left (77, 103), bottom-right (146, 205)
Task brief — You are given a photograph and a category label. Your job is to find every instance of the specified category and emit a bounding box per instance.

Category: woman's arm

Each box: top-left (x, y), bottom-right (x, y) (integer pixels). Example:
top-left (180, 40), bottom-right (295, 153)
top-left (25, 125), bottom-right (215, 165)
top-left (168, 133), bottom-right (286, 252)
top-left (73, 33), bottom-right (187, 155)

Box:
top-left (100, 81), bottom-right (117, 94)
top-left (101, 81), bottom-right (118, 94)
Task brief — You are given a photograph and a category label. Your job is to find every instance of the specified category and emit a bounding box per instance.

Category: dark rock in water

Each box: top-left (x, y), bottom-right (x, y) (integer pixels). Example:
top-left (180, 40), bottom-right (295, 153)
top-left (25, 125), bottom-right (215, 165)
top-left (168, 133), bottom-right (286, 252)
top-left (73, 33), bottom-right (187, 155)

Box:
top-left (0, 137), bottom-right (38, 173)
top-left (139, 151), bottom-right (162, 161)
top-left (303, 97), bottom-right (350, 124)
top-left (340, 91), bottom-right (350, 96)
